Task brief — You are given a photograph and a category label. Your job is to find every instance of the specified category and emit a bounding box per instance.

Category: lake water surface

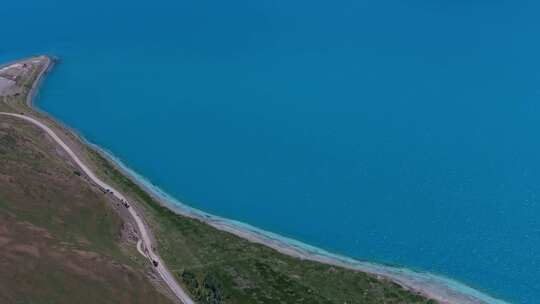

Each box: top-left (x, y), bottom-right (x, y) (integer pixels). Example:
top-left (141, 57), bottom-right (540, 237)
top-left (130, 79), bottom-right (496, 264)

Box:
top-left (2, 1), bottom-right (539, 303)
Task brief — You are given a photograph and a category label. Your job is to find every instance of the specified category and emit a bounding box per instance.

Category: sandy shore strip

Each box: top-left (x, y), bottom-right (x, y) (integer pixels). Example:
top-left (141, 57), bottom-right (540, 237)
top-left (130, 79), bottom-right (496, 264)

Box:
top-left (24, 55), bottom-right (510, 304)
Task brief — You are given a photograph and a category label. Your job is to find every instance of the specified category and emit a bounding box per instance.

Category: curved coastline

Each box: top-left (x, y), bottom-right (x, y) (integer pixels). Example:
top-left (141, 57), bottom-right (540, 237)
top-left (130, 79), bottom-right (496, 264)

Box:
top-left (93, 141), bottom-right (510, 304)
top-left (29, 55), bottom-right (510, 304)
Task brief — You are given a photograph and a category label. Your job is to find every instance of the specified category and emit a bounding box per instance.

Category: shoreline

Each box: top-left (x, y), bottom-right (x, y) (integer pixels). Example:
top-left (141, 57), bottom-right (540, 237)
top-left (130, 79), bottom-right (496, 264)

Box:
top-left (25, 55), bottom-right (510, 304)
top-left (26, 55), bottom-right (56, 108)
top-left (97, 147), bottom-right (509, 304)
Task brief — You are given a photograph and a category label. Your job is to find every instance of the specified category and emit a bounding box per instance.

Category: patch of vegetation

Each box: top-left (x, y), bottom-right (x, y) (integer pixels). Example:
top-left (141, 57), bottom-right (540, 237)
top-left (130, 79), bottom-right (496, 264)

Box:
top-left (87, 148), bottom-right (436, 304)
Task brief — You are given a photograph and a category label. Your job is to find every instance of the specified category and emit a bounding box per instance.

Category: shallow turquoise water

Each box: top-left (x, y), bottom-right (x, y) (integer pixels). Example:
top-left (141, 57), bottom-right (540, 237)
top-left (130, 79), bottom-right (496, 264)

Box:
top-left (2, 1), bottom-right (539, 303)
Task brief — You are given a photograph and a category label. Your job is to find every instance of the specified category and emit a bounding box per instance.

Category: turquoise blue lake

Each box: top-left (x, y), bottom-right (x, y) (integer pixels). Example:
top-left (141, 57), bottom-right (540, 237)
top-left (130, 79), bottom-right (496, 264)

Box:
top-left (2, 1), bottom-right (539, 303)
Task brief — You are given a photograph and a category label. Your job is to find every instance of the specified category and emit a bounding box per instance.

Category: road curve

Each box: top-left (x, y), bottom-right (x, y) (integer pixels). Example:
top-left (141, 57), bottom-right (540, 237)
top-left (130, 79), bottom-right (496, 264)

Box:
top-left (0, 112), bottom-right (195, 304)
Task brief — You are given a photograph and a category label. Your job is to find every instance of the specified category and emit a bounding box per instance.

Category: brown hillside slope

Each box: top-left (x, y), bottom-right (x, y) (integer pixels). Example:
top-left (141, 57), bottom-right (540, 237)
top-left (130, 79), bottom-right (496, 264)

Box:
top-left (0, 116), bottom-right (175, 304)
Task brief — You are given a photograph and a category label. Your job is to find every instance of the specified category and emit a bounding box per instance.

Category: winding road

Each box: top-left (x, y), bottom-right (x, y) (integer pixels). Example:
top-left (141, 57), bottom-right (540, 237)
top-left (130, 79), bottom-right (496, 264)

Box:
top-left (0, 112), bottom-right (195, 304)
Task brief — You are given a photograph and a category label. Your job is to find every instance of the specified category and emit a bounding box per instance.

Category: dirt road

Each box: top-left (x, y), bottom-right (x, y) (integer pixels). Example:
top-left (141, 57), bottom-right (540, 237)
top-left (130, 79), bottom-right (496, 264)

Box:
top-left (0, 112), bottom-right (195, 304)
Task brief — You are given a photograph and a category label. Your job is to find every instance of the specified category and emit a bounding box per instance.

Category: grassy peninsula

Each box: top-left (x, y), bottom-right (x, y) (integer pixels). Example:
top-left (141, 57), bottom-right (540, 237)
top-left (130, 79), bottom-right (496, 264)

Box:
top-left (0, 56), bottom-right (437, 304)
